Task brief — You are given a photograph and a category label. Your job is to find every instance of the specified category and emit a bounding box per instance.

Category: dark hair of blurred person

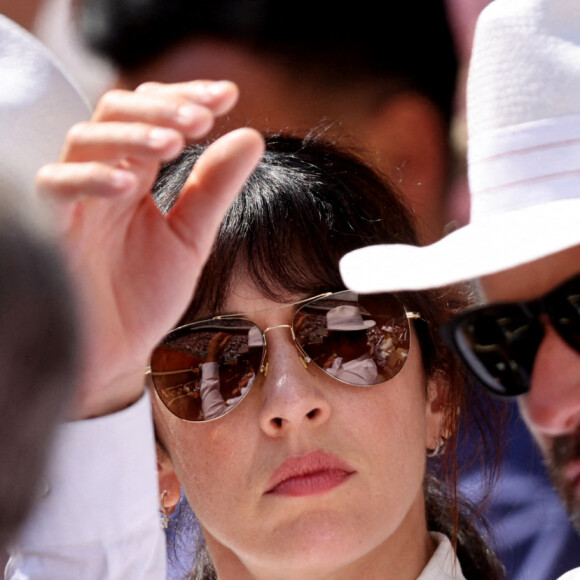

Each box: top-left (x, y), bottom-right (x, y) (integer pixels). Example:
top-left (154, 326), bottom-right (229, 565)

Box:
top-left (0, 191), bottom-right (79, 552)
top-left (77, 0), bottom-right (459, 244)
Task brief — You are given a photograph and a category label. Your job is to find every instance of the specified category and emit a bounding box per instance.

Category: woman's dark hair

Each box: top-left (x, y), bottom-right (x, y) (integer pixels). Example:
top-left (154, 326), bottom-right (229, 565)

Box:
top-left (152, 134), bottom-right (506, 579)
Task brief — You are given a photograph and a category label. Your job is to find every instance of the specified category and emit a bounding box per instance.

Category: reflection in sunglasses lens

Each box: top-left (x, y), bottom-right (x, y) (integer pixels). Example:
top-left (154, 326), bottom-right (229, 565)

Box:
top-left (151, 319), bottom-right (263, 421)
top-left (456, 307), bottom-right (542, 396)
top-left (551, 284), bottom-right (580, 352)
top-left (295, 292), bottom-right (411, 386)
top-left (151, 292), bottom-right (416, 421)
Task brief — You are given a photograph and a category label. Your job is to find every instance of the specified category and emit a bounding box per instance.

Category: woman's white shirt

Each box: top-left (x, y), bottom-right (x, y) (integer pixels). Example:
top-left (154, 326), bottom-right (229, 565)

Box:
top-left (418, 532), bottom-right (466, 580)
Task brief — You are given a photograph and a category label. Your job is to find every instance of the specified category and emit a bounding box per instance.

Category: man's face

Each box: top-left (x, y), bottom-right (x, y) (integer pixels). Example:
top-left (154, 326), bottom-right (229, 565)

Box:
top-left (480, 245), bottom-right (580, 530)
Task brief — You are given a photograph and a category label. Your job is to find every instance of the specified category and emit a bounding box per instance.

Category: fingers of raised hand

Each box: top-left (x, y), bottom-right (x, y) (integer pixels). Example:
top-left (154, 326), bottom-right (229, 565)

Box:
top-left (91, 81), bottom-right (238, 141)
top-left (135, 80), bottom-right (239, 117)
top-left (62, 122), bottom-right (185, 164)
top-left (168, 128), bottom-right (265, 256)
top-left (51, 80), bottom-right (244, 203)
top-left (36, 162), bottom-right (138, 200)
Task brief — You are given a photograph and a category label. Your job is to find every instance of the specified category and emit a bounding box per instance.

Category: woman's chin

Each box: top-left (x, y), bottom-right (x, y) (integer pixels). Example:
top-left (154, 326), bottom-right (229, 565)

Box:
top-left (228, 513), bottom-right (383, 575)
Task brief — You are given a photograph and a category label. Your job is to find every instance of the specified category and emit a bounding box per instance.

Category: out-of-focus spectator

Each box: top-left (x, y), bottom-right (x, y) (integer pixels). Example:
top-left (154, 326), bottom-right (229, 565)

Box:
top-left (0, 0), bottom-right (44, 31)
top-left (445, 2), bottom-right (580, 579)
top-left (342, 2), bottom-right (580, 579)
top-left (33, 0), bottom-right (116, 105)
top-left (0, 0), bottom-right (116, 105)
top-left (76, 0), bottom-right (458, 245)
top-left (0, 13), bottom-right (88, 556)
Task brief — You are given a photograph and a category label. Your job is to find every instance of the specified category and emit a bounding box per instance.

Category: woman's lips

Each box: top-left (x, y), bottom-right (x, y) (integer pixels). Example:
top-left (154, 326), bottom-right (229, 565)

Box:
top-left (266, 451), bottom-right (355, 497)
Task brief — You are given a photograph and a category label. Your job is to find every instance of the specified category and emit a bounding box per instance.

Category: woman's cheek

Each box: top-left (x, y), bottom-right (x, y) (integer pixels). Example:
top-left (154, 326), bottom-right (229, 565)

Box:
top-left (169, 413), bottom-right (257, 500)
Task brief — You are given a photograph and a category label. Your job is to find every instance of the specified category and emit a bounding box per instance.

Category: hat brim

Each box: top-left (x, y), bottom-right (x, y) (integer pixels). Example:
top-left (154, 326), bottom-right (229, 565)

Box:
top-left (340, 198), bottom-right (580, 293)
top-left (327, 320), bottom-right (376, 331)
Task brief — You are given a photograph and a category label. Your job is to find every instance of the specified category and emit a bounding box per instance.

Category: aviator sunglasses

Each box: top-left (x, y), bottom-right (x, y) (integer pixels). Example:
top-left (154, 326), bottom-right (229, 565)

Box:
top-left (441, 272), bottom-right (580, 398)
top-left (147, 290), bottom-right (420, 422)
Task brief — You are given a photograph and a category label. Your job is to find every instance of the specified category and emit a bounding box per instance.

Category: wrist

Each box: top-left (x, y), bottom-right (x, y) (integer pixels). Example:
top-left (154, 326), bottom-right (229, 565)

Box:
top-left (70, 368), bottom-right (147, 419)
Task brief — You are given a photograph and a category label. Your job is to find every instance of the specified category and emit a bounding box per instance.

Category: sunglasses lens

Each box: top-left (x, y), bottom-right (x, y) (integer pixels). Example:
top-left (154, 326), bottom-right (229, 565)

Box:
top-left (451, 306), bottom-right (543, 397)
top-left (150, 319), bottom-right (263, 421)
top-left (295, 291), bottom-right (411, 386)
top-left (549, 277), bottom-right (580, 352)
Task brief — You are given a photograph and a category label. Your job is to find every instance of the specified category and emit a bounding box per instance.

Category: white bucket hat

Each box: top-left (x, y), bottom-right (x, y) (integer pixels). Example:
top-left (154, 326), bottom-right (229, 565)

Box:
top-left (326, 305), bottom-right (376, 332)
top-left (0, 15), bottom-right (90, 205)
top-left (340, 0), bottom-right (580, 293)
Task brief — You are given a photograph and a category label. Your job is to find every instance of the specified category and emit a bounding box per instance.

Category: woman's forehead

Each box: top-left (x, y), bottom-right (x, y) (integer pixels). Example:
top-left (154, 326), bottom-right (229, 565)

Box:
top-left (222, 280), bottom-right (301, 314)
top-left (189, 277), bottom-right (312, 323)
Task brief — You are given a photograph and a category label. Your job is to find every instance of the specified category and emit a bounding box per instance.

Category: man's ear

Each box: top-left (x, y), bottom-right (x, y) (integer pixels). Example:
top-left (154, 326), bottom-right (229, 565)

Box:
top-left (424, 371), bottom-right (453, 448)
top-left (157, 443), bottom-right (181, 509)
top-left (361, 92), bottom-right (450, 245)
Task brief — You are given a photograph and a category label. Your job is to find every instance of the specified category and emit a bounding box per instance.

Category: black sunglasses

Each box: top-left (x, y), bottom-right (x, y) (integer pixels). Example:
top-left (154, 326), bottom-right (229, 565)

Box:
top-left (147, 290), bottom-right (420, 422)
top-left (441, 273), bottom-right (580, 398)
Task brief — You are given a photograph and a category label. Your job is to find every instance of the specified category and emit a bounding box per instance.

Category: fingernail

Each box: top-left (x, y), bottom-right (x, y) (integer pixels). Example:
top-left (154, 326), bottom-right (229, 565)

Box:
top-left (205, 80), bottom-right (234, 95)
top-left (190, 81), bottom-right (235, 104)
top-left (176, 104), bottom-right (200, 124)
top-left (149, 127), bottom-right (179, 147)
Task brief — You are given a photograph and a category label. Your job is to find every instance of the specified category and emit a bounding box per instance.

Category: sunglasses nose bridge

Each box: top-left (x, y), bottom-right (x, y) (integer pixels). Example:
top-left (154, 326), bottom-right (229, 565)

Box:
top-left (260, 324), bottom-right (308, 375)
top-left (262, 323), bottom-right (294, 336)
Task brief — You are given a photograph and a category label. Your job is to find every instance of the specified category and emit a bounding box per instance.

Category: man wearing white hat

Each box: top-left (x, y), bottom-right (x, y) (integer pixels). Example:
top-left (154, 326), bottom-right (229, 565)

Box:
top-left (341, 0), bottom-right (580, 577)
top-left (323, 304), bottom-right (379, 386)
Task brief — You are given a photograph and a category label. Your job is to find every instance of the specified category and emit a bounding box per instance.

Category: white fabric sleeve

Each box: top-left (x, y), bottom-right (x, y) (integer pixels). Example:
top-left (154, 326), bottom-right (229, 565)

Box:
top-left (339, 358), bottom-right (378, 385)
top-left (199, 362), bottom-right (227, 420)
top-left (325, 356), bottom-right (343, 378)
top-left (5, 390), bottom-right (166, 580)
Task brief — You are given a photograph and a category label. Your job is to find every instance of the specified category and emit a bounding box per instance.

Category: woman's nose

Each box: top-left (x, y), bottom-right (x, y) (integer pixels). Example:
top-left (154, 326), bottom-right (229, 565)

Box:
top-left (257, 327), bottom-right (331, 436)
top-left (524, 322), bottom-right (580, 436)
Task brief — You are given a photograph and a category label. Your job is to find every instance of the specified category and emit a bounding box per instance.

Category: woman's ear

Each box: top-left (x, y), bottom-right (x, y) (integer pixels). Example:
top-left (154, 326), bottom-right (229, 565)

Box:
top-left (424, 371), bottom-right (452, 448)
top-left (157, 443), bottom-right (181, 509)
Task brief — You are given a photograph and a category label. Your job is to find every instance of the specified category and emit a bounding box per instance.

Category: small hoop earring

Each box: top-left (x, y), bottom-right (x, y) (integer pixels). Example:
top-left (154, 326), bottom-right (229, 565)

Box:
top-left (426, 436), bottom-right (447, 458)
top-left (159, 490), bottom-right (176, 529)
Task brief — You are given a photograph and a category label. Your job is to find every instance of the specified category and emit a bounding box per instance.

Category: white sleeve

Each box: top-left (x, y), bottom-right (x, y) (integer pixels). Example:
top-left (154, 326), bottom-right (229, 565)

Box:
top-left (325, 357), bottom-right (343, 378)
top-left (199, 362), bottom-right (227, 420)
top-left (5, 390), bottom-right (166, 580)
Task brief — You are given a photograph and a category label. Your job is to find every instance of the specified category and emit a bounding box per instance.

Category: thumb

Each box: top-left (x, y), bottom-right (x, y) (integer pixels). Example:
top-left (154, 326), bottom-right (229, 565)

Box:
top-left (168, 128), bottom-right (264, 259)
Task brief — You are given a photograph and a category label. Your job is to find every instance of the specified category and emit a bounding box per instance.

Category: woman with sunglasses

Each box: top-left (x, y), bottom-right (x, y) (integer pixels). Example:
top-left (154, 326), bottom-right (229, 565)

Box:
top-left (12, 83), bottom-right (504, 579)
top-left (146, 135), bottom-right (506, 579)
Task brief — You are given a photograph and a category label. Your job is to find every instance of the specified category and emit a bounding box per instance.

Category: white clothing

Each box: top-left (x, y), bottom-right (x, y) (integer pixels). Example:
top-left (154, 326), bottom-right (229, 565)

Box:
top-left (5, 391), bottom-right (165, 580)
top-left (326, 352), bottom-right (378, 384)
top-left (559, 568), bottom-right (580, 579)
top-left (199, 362), bottom-right (251, 420)
top-left (418, 532), bottom-right (466, 580)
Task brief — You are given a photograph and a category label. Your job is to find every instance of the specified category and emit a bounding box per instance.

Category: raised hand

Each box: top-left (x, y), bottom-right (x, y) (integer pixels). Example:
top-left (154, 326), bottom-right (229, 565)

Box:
top-left (36, 81), bottom-right (264, 418)
top-left (206, 333), bottom-right (232, 363)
